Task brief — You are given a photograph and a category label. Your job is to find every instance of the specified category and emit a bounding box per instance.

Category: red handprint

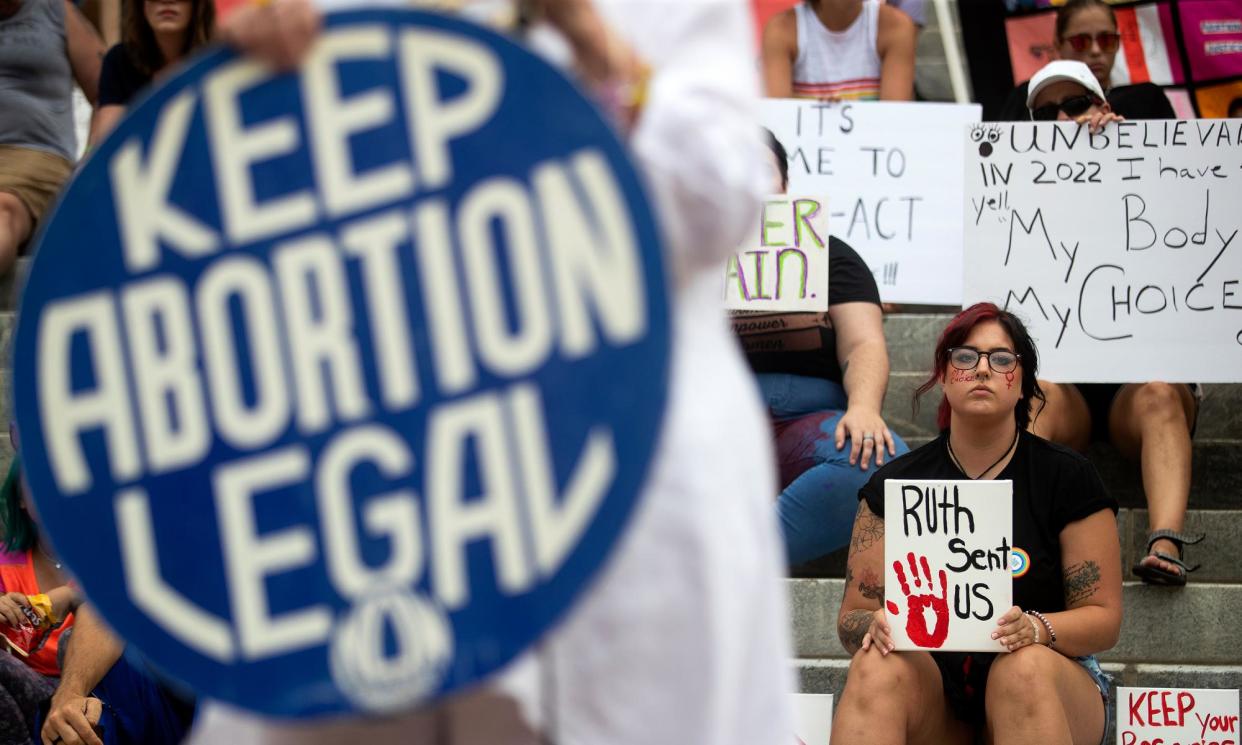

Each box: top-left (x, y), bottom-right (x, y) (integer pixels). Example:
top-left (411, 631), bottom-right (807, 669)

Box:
top-left (887, 552), bottom-right (950, 648)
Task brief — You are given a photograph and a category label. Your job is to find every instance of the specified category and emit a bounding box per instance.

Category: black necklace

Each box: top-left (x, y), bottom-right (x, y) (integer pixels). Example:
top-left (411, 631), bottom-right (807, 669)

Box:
top-left (947, 429), bottom-right (1019, 480)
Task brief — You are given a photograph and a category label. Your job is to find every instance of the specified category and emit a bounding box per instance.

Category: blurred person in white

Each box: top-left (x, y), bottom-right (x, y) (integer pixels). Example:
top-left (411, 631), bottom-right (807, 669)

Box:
top-left (46, 0), bottom-right (796, 743)
top-left (0, 0), bottom-right (104, 275)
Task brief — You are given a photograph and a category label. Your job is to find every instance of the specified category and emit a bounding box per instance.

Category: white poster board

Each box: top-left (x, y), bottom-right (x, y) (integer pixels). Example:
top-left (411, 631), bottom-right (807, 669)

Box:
top-left (963, 120), bottom-right (1242, 383)
top-left (884, 480), bottom-right (1012, 652)
top-left (792, 693), bottom-right (833, 745)
top-left (1116, 687), bottom-right (1239, 745)
top-left (725, 195), bottom-right (831, 312)
top-left (761, 99), bottom-right (981, 305)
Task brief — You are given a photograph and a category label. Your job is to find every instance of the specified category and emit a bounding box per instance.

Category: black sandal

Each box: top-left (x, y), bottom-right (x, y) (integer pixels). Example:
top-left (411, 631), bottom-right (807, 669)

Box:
top-left (1132, 529), bottom-right (1205, 586)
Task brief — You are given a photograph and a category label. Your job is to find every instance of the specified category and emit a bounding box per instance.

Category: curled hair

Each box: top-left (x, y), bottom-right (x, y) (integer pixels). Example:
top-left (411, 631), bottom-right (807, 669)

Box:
top-left (913, 302), bottom-right (1046, 431)
top-left (1055, 0), bottom-right (1116, 41)
top-left (123, 0), bottom-right (216, 79)
top-left (0, 460), bottom-right (34, 554)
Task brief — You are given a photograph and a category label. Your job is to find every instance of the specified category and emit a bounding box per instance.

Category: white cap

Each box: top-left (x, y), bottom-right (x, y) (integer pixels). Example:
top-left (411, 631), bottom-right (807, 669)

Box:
top-left (1026, 60), bottom-right (1107, 111)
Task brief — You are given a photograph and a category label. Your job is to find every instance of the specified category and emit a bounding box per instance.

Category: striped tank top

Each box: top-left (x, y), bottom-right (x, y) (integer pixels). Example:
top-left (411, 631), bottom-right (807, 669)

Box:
top-left (791, 1), bottom-right (882, 101)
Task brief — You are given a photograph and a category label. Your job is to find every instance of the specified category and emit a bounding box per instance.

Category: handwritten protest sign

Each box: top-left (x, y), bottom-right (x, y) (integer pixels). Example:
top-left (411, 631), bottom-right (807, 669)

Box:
top-left (724, 195), bottom-right (830, 312)
top-left (792, 693), bottom-right (833, 745)
top-left (884, 480), bottom-right (1012, 652)
top-left (1117, 687), bottom-right (1239, 745)
top-left (761, 99), bottom-right (981, 304)
top-left (963, 120), bottom-right (1242, 382)
top-left (12, 10), bottom-right (670, 718)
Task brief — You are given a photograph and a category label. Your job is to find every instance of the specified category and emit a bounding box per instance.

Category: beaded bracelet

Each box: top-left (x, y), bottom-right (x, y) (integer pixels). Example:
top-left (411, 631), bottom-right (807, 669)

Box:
top-left (1026, 610), bottom-right (1056, 648)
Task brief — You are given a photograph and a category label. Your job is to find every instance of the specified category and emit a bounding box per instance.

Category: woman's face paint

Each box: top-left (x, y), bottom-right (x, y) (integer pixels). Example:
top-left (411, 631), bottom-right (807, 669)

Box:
top-left (950, 369), bottom-right (975, 384)
top-left (1005, 371), bottom-right (1015, 390)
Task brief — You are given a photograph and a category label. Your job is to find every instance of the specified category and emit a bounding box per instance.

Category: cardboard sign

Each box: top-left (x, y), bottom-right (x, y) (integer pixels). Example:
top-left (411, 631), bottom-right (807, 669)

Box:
top-left (12, 9), bottom-right (670, 718)
top-left (962, 120), bottom-right (1242, 383)
top-left (1117, 687), bottom-right (1239, 745)
top-left (760, 99), bottom-right (981, 305)
top-left (724, 195), bottom-right (830, 312)
top-left (884, 480), bottom-right (1012, 652)
top-left (792, 693), bottom-right (833, 745)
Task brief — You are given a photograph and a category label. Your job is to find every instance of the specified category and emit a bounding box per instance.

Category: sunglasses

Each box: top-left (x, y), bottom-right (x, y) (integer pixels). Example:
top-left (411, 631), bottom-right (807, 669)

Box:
top-left (1063, 31), bottom-right (1121, 53)
top-left (1031, 94), bottom-right (1103, 121)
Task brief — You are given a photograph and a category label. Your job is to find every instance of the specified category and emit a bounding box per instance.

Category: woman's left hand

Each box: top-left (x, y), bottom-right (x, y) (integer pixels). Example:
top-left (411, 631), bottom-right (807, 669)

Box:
top-left (835, 407), bottom-right (896, 471)
top-left (993, 606), bottom-right (1039, 651)
top-left (0, 591), bottom-right (32, 627)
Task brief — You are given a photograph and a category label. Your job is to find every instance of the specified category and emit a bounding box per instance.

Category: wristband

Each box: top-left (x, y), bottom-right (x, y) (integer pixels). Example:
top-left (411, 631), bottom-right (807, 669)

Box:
top-left (1025, 613), bottom-right (1041, 645)
top-left (1026, 610), bottom-right (1056, 648)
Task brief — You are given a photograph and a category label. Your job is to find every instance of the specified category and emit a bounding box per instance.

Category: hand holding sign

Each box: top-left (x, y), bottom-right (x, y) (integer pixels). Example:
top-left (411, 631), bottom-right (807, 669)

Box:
top-left (888, 552), bottom-right (950, 648)
top-left (991, 606), bottom-right (1039, 652)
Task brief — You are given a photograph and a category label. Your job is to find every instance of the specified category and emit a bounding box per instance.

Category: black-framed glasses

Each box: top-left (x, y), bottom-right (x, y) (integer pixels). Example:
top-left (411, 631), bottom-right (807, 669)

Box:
top-left (948, 347), bottom-right (1020, 373)
top-left (1064, 31), bottom-right (1121, 54)
top-left (1031, 94), bottom-right (1103, 121)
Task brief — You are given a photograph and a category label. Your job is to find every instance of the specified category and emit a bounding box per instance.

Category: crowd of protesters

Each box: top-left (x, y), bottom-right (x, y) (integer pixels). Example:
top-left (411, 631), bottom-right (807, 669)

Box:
top-left (0, 0), bottom-right (1233, 743)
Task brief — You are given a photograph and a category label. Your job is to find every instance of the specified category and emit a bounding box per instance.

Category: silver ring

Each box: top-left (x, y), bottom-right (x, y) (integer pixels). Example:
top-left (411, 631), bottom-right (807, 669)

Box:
top-left (862, 434), bottom-right (875, 441)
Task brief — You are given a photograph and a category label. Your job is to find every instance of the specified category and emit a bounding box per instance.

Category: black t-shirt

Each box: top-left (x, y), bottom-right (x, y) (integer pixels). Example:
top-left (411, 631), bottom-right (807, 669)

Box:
top-left (859, 429), bottom-right (1116, 616)
top-left (994, 80), bottom-right (1175, 122)
top-left (734, 236), bottom-right (881, 384)
top-left (98, 44), bottom-right (154, 108)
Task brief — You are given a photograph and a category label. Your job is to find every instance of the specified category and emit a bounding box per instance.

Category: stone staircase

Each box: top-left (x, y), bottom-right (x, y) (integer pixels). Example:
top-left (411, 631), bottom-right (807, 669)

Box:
top-left (791, 312), bottom-right (1242, 701)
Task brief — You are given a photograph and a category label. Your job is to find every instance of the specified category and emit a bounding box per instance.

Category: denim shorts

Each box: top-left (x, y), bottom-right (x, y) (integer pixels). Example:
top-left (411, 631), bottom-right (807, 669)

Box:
top-left (1076, 655), bottom-right (1113, 745)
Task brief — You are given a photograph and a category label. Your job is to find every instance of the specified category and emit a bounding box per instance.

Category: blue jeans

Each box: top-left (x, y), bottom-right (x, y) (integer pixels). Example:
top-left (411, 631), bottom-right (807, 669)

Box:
top-left (759, 373), bottom-right (909, 565)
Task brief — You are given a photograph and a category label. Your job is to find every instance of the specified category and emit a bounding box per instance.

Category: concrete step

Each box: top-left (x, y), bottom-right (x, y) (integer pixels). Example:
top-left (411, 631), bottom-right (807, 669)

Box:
top-left (788, 578), bottom-right (1242, 665)
top-left (794, 659), bottom-right (1242, 710)
top-left (793, 509), bottom-right (1242, 584)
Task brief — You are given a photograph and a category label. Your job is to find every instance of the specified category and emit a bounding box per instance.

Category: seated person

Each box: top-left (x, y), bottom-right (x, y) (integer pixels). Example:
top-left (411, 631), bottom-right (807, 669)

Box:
top-left (0, 0), bottom-right (105, 275)
top-left (88, 0), bottom-right (215, 146)
top-left (831, 302), bottom-right (1121, 745)
top-left (0, 459), bottom-right (79, 745)
top-left (39, 603), bottom-right (196, 745)
top-left (761, 0), bottom-right (915, 101)
top-left (995, 0), bottom-right (1174, 122)
top-left (1023, 60), bottom-right (1203, 586)
top-left (734, 131), bottom-right (907, 567)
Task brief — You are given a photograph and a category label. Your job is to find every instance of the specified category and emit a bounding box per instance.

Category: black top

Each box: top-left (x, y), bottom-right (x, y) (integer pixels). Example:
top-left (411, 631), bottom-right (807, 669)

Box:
top-left (860, 430), bottom-right (1116, 616)
top-left (734, 236), bottom-right (881, 384)
top-left (994, 80), bottom-right (1175, 122)
top-left (98, 44), bottom-right (154, 108)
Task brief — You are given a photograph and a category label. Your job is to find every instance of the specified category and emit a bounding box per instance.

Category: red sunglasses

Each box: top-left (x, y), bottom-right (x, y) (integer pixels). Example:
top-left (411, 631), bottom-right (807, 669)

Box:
top-left (1063, 31), bottom-right (1121, 53)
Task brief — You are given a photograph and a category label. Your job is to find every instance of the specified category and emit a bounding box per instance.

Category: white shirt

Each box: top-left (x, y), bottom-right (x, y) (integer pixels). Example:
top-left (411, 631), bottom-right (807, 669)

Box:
top-left (189, 1), bottom-right (794, 742)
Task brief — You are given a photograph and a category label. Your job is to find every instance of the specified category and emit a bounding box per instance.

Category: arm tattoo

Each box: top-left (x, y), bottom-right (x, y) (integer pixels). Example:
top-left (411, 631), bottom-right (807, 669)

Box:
top-left (1063, 560), bottom-right (1101, 605)
top-left (848, 502), bottom-right (884, 558)
top-left (858, 568), bottom-right (884, 600)
top-left (839, 609), bottom-right (874, 654)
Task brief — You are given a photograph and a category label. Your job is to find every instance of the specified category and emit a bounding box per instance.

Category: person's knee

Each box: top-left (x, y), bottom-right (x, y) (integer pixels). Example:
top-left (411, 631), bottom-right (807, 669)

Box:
top-left (985, 646), bottom-right (1059, 715)
top-left (1131, 382), bottom-right (1185, 421)
top-left (843, 649), bottom-right (920, 704)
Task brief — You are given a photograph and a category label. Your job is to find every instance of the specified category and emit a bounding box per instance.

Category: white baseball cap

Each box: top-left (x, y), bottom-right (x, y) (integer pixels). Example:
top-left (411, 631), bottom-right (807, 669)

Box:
top-left (1026, 60), bottom-right (1107, 111)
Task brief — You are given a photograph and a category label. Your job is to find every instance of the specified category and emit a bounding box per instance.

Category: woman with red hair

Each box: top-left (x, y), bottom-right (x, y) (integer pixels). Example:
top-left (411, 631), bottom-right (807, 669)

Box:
top-left (831, 302), bottom-right (1122, 745)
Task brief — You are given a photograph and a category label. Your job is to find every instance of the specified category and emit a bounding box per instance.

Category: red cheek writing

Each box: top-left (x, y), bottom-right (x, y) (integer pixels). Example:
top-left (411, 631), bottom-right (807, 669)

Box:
top-left (950, 370), bottom-right (975, 383)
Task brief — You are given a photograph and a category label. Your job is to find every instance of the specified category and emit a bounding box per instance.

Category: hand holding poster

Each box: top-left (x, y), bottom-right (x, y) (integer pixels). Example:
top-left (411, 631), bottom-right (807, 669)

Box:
top-left (1117, 687), bottom-right (1239, 745)
top-left (760, 99), bottom-right (981, 305)
top-left (724, 195), bottom-right (830, 312)
top-left (13, 9), bottom-right (670, 718)
top-left (884, 480), bottom-right (1012, 652)
top-left (963, 120), bottom-right (1242, 382)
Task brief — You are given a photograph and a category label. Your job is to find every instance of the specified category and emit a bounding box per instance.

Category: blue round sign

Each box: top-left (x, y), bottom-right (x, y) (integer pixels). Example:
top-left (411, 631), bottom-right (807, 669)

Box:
top-left (13, 9), bottom-right (669, 717)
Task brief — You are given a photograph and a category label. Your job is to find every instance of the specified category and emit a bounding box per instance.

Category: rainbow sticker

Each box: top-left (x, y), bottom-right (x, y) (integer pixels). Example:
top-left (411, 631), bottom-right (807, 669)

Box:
top-left (1010, 547), bottom-right (1031, 578)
